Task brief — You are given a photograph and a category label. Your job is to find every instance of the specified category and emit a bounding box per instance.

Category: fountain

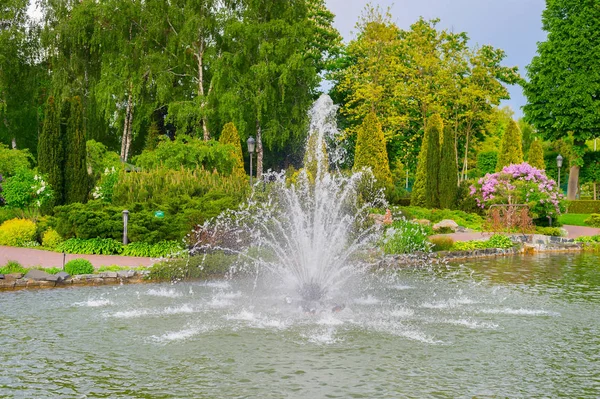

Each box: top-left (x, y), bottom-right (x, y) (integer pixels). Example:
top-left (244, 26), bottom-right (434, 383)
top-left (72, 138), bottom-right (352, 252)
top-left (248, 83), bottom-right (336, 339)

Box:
top-left (189, 94), bottom-right (386, 306)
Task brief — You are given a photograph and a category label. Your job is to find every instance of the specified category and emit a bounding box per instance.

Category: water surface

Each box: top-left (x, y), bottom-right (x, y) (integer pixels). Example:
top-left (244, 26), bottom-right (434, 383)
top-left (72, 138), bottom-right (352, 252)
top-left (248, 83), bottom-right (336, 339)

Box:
top-left (1, 253), bottom-right (599, 398)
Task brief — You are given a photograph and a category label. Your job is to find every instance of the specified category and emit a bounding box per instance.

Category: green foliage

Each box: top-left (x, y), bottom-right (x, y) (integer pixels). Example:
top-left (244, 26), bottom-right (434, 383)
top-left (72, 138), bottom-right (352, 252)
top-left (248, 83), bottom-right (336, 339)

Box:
top-left (148, 252), bottom-right (236, 281)
top-left (37, 96), bottom-right (64, 205)
top-left (411, 129), bottom-right (429, 207)
top-left (2, 168), bottom-right (54, 219)
top-left (352, 112), bottom-right (393, 196)
top-left (0, 208), bottom-right (19, 225)
top-left (397, 206), bottom-right (484, 231)
top-left (86, 140), bottom-right (121, 184)
top-left (425, 114), bottom-right (442, 208)
top-left (144, 121), bottom-right (161, 151)
top-left (429, 236), bottom-right (454, 252)
top-left (382, 218), bottom-right (431, 254)
top-left (64, 96), bottom-right (89, 204)
top-left (42, 228), bottom-right (63, 249)
top-left (57, 238), bottom-right (123, 255)
top-left (527, 139), bottom-right (545, 170)
top-left (91, 167), bottom-right (120, 203)
top-left (580, 151), bottom-right (600, 185)
top-left (567, 201), bottom-right (600, 214)
top-left (439, 120), bottom-right (457, 209)
top-left (219, 123), bottom-right (246, 179)
top-left (575, 235), bottom-right (600, 243)
top-left (64, 258), bottom-right (94, 275)
top-left (304, 132), bottom-right (329, 181)
top-left (452, 234), bottom-right (513, 251)
top-left (496, 120), bottom-right (524, 170)
top-left (0, 144), bottom-right (34, 177)
top-left (476, 151), bottom-right (498, 176)
top-left (121, 241), bottom-right (184, 258)
top-left (0, 218), bottom-right (37, 246)
top-left (584, 214), bottom-right (600, 228)
top-left (134, 135), bottom-right (237, 174)
top-left (0, 261), bottom-right (27, 275)
top-left (535, 226), bottom-right (566, 237)
top-left (111, 167), bottom-right (247, 207)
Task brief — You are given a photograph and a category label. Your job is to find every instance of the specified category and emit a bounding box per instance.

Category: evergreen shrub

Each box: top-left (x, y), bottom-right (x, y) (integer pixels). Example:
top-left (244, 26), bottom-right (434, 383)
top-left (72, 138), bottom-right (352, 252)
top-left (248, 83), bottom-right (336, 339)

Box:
top-left (584, 214), bottom-right (600, 227)
top-left (430, 236), bottom-right (454, 252)
top-left (567, 201), bottom-right (600, 214)
top-left (64, 258), bottom-right (94, 275)
top-left (476, 151), bottom-right (498, 176)
top-left (149, 252), bottom-right (236, 281)
top-left (42, 228), bottom-right (63, 249)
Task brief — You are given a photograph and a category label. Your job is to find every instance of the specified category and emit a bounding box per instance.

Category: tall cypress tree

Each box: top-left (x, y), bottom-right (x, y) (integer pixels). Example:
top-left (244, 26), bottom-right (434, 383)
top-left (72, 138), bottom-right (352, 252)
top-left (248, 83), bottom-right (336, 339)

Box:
top-left (496, 119), bottom-right (524, 171)
top-left (353, 112), bottom-right (393, 195)
top-left (219, 122), bottom-right (245, 178)
top-left (38, 96), bottom-right (64, 205)
top-left (439, 124), bottom-right (458, 209)
top-left (424, 114), bottom-right (442, 208)
top-left (64, 96), bottom-right (88, 204)
top-left (527, 139), bottom-right (545, 170)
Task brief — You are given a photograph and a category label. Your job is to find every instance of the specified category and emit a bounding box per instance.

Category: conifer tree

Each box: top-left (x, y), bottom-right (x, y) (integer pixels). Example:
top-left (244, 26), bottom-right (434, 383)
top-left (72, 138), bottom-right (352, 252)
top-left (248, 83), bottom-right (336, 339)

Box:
top-left (527, 139), bottom-right (545, 170)
top-left (145, 121), bottom-right (160, 151)
top-left (496, 120), bottom-right (524, 171)
top-left (439, 124), bottom-right (458, 209)
top-left (219, 122), bottom-right (245, 178)
top-left (64, 96), bottom-right (88, 204)
top-left (411, 143), bottom-right (428, 207)
top-left (353, 112), bottom-right (392, 195)
top-left (38, 96), bottom-right (64, 205)
top-left (424, 114), bottom-right (442, 208)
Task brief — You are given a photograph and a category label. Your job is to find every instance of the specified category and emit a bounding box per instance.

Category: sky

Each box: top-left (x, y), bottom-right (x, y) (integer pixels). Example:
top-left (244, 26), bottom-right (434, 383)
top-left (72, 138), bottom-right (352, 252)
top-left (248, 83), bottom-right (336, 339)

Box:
top-left (324, 0), bottom-right (547, 118)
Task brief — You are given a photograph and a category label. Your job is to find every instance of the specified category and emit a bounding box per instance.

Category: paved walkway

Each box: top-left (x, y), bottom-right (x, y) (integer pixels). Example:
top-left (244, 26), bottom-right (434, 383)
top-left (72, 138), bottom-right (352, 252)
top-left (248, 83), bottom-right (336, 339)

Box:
top-left (0, 246), bottom-right (155, 269)
top-left (434, 225), bottom-right (600, 242)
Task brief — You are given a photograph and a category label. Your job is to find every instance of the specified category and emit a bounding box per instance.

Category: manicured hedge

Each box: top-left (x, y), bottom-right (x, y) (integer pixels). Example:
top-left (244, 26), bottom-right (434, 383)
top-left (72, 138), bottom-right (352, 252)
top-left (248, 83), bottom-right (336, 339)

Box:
top-left (566, 200), bottom-right (600, 214)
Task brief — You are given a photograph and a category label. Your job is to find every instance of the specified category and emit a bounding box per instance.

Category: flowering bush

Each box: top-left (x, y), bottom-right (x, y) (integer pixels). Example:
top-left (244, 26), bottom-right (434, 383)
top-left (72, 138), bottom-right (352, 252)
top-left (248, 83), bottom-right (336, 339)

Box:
top-left (2, 168), bottom-right (54, 219)
top-left (92, 167), bottom-right (119, 202)
top-left (470, 163), bottom-right (566, 219)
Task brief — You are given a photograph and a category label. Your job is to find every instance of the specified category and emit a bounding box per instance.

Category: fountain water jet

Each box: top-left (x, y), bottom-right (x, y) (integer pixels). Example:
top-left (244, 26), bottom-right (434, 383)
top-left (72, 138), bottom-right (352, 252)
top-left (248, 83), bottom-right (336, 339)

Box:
top-left (190, 95), bottom-right (386, 303)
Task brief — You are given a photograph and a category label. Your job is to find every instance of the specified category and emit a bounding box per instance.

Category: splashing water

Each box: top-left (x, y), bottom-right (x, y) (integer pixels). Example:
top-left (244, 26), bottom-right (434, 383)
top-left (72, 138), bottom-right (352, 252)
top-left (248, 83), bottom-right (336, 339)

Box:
top-left (190, 94), bottom-right (386, 304)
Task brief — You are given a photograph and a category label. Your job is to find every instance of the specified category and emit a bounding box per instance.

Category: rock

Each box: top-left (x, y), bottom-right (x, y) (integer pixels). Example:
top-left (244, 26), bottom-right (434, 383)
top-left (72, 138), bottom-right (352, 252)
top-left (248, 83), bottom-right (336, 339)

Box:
top-left (117, 270), bottom-right (136, 278)
top-left (369, 213), bottom-right (386, 225)
top-left (0, 274), bottom-right (4, 280)
top-left (416, 219), bottom-right (431, 227)
top-left (99, 272), bottom-right (118, 279)
top-left (383, 209), bottom-right (393, 225)
top-left (24, 269), bottom-right (56, 282)
top-left (55, 271), bottom-right (71, 282)
top-left (432, 219), bottom-right (459, 232)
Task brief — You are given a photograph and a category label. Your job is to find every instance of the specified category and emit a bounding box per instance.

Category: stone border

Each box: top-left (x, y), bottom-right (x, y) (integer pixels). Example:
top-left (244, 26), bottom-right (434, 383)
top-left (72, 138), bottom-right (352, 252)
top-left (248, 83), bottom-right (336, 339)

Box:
top-left (0, 270), bottom-right (151, 291)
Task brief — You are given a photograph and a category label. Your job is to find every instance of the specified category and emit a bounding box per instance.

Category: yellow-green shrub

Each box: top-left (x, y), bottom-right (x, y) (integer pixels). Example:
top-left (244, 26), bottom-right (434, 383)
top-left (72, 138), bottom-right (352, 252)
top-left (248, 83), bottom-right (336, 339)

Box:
top-left (42, 228), bottom-right (63, 249)
top-left (0, 218), bottom-right (37, 246)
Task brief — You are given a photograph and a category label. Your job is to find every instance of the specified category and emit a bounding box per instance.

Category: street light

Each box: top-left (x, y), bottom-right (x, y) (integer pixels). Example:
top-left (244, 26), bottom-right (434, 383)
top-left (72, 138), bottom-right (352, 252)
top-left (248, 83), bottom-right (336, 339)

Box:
top-left (247, 136), bottom-right (256, 186)
top-left (556, 154), bottom-right (563, 190)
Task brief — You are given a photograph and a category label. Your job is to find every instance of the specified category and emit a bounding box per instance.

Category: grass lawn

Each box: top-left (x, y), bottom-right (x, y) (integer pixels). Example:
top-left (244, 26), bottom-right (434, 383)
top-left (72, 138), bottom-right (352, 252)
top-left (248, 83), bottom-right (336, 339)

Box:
top-left (558, 213), bottom-right (590, 226)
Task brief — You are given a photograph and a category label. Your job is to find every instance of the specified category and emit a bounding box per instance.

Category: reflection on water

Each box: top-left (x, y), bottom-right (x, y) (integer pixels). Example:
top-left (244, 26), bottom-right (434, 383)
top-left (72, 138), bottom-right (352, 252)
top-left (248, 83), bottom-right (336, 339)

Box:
top-left (0, 253), bottom-right (599, 398)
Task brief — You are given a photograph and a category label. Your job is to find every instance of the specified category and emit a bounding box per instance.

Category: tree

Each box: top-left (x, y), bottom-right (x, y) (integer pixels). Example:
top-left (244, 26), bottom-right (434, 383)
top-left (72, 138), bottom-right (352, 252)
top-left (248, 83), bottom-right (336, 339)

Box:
top-left (37, 96), bottom-right (64, 205)
top-left (439, 124), bottom-right (458, 209)
top-left (64, 96), bottom-right (88, 204)
top-left (304, 131), bottom-right (329, 181)
top-left (219, 122), bottom-right (245, 178)
top-left (412, 115), bottom-right (443, 208)
top-left (496, 120), bottom-right (523, 170)
top-left (352, 112), bottom-right (392, 195)
top-left (523, 0), bottom-right (600, 199)
top-left (528, 139), bottom-right (545, 170)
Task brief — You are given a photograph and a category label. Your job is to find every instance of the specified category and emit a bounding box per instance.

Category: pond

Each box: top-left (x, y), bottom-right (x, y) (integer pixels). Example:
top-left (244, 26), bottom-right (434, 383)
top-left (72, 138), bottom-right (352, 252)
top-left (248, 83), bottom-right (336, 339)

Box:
top-left (1, 253), bottom-right (599, 398)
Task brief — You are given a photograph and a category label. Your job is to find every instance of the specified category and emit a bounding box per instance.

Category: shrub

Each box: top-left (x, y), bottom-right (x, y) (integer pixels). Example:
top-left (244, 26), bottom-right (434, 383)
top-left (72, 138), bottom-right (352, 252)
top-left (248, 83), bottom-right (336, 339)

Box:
top-left (57, 238), bottom-right (123, 255)
top-left (567, 200), bottom-right (600, 214)
top-left (476, 151), bottom-right (498, 177)
top-left (0, 261), bottom-right (27, 274)
top-left (133, 135), bottom-right (237, 174)
top-left (584, 214), bottom-right (600, 227)
top-left (149, 252), bottom-right (236, 281)
top-left (0, 218), bottom-right (37, 247)
top-left (496, 120), bottom-right (524, 171)
top-left (0, 144), bottom-right (34, 178)
top-left (452, 234), bottom-right (513, 251)
top-left (527, 139), bottom-right (545, 170)
top-left (0, 207), bottom-right (19, 225)
top-left (535, 226), bottom-right (567, 237)
top-left (382, 218), bottom-right (431, 254)
top-left (487, 234), bottom-right (514, 249)
top-left (64, 258), bottom-right (94, 275)
top-left (429, 236), bottom-right (454, 252)
top-left (42, 228), bottom-right (64, 249)
top-left (122, 240), bottom-right (184, 258)
top-left (439, 124), bottom-right (458, 209)
top-left (470, 163), bottom-right (566, 220)
top-left (2, 169), bottom-right (54, 219)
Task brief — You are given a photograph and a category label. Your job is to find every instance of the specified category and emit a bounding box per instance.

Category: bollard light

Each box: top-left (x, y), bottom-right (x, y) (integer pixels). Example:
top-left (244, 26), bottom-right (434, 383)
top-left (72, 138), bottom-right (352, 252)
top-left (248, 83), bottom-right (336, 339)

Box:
top-left (122, 210), bottom-right (129, 245)
top-left (247, 136), bottom-right (255, 186)
top-left (556, 154), bottom-right (563, 190)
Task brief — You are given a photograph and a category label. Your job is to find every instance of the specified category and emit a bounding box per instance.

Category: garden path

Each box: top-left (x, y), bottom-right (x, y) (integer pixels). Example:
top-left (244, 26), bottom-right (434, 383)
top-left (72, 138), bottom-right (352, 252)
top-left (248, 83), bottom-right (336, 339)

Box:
top-left (0, 246), bottom-right (155, 269)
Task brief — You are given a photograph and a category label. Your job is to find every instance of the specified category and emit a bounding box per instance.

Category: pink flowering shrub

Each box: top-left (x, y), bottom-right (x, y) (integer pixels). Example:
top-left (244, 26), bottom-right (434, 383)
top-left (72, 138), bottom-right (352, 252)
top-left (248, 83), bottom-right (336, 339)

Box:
top-left (470, 162), bottom-right (566, 219)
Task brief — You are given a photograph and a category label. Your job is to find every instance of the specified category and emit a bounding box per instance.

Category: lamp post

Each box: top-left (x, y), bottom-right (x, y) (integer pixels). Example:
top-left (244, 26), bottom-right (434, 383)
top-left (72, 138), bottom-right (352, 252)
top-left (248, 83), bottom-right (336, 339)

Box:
top-left (247, 136), bottom-right (256, 186)
top-left (556, 154), bottom-right (563, 191)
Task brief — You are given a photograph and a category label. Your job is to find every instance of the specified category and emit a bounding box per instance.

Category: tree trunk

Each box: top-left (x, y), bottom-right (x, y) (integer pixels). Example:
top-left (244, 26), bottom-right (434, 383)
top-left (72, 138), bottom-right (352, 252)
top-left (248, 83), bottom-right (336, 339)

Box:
top-left (11, 137), bottom-right (16, 149)
top-left (567, 165), bottom-right (580, 200)
top-left (461, 130), bottom-right (470, 182)
top-left (197, 40), bottom-right (210, 141)
top-left (256, 120), bottom-right (263, 180)
top-left (120, 83), bottom-right (134, 162)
